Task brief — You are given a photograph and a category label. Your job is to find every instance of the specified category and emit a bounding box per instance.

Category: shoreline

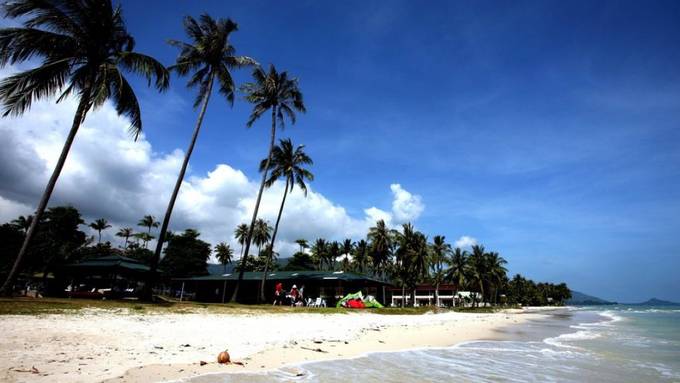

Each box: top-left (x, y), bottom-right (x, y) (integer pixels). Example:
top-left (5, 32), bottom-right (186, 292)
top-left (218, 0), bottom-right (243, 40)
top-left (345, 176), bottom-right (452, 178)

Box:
top-left (103, 309), bottom-right (553, 383)
top-left (0, 307), bottom-right (558, 383)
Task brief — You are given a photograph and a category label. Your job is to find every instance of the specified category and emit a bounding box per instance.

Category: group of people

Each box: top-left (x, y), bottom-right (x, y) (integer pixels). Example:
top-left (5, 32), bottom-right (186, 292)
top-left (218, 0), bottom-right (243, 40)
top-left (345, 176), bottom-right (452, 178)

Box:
top-left (273, 282), bottom-right (306, 306)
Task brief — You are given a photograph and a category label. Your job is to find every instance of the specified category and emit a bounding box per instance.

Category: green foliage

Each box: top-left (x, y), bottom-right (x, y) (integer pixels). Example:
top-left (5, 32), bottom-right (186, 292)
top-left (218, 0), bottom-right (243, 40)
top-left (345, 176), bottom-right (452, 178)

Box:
top-left (283, 251), bottom-right (316, 271)
top-left (159, 229), bottom-right (210, 277)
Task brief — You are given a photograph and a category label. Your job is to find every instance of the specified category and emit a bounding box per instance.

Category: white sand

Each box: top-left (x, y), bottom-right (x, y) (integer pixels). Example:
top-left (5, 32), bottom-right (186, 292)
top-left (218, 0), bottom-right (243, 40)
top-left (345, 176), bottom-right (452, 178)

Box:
top-left (0, 308), bottom-right (548, 383)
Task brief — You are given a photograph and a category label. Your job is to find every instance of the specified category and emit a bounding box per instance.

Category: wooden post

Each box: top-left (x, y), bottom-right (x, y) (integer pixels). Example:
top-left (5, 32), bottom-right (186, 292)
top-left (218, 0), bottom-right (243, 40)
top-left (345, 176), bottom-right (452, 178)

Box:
top-left (180, 282), bottom-right (185, 302)
top-left (221, 279), bottom-right (227, 303)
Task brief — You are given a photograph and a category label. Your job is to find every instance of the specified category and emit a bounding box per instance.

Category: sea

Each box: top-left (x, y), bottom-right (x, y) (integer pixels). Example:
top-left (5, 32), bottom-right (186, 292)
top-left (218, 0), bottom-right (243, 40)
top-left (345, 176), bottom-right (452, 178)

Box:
top-left (189, 306), bottom-right (680, 382)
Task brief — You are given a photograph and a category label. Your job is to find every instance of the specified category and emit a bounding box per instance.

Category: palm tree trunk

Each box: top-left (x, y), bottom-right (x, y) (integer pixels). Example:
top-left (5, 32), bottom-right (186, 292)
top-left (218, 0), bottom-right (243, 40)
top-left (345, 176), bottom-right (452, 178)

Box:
top-left (435, 283), bottom-right (439, 307)
top-left (1, 95), bottom-right (90, 296)
top-left (147, 76), bottom-right (214, 300)
top-left (259, 178), bottom-right (290, 302)
top-left (401, 284), bottom-right (406, 308)
top-left (231, 106), bottom-right (277, 303)
top-left (98, 231), bottom-right (102, 244)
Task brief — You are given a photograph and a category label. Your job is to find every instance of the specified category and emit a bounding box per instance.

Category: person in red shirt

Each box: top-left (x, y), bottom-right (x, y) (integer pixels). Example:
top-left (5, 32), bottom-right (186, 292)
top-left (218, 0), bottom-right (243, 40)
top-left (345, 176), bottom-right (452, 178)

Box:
top-left (289, 284), bottom-right (300, 306)
top-left (273, 282), bottom-right (283, 306)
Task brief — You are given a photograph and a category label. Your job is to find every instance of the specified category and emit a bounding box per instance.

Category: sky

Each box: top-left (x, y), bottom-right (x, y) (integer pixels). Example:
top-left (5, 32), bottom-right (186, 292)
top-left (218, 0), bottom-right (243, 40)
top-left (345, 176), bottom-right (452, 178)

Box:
top-left (1, 0), bottom-right (679, 302)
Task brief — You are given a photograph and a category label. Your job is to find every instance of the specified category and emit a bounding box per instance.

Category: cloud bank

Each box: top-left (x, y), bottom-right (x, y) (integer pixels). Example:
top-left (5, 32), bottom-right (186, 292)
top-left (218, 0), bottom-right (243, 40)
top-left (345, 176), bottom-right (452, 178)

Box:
top-left (0, 83), bottom-right (425, 261)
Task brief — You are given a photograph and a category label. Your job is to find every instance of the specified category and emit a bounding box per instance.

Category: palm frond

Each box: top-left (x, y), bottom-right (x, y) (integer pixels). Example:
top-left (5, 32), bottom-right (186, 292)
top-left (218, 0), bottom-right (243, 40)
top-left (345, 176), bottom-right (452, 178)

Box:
top-left (0, 58), bottom-right (71, 116)
top-left (0, 27), bottom-right (76, 65)
top-left (118, 51), bottom-right (169, 90)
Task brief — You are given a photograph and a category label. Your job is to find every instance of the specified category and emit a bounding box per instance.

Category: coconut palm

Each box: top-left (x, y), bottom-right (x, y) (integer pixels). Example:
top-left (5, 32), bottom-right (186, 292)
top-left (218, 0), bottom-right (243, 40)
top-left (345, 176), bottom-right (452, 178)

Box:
top-left (89, 218), bottom-right (111, 243)
top-left (328, 241), bottom-right (341, 271)
top-left (232, 64), bottom-right (305, 302)
top-left (116, 227), bottom-right (134, 248)
top-left (485, 251), bottom-right (508, 305)
top-left (446, 247), bottom-right (468, 293)
top-left (152, 14), bottom-right (256, 294)
top-left (138, 215), bottom-right (159, 234)
top-left (252, 219), bottom-right (272, 256)
top-left (214, 242), bottom-right (233, 274)
top-left (352, 239), bottom-right (369, 273)
top-left (468, 244), bottom-right (487, 307)
top-left (430, 235), bottom-right (451, 306)
top-left (367, 220), bottom-right (393, 279)
top-left (234, 223), bottom-right (248, 259)
top-left (0, 0), bottom-right (169, 295)
top-left (134, 232), bottom-right (154, 249)
top-left (257, 138), bottom-right (313, 301)
top-left (295, 239), bottom-right (308, 254)
top-left (310, 238), bottom-right (327, 271)
top-left (341, 239), bottom-right (353, 271)
top-left (11, 215), bottom-right (33, 233)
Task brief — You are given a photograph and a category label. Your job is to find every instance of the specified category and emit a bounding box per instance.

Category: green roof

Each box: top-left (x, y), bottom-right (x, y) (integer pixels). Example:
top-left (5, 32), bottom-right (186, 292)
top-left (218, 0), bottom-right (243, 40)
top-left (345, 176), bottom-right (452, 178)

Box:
top-left (65, 255), bottom-right (151, 272)
top-left (174, 271), bottom-right (389, 285)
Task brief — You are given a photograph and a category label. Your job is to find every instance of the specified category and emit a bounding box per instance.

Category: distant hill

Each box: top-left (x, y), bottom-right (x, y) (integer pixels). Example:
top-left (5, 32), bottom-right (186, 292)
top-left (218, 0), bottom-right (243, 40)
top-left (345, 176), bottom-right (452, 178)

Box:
top-left (630, 298), bottom-right (680, 306)
top-left (566, 290), bottom-right (617, 305)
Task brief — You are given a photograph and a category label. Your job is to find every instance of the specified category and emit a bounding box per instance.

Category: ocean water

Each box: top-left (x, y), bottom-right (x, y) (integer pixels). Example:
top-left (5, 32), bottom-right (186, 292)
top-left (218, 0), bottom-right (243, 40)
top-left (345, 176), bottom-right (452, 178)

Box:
top-left (189, 306), bottom-right (680, 382)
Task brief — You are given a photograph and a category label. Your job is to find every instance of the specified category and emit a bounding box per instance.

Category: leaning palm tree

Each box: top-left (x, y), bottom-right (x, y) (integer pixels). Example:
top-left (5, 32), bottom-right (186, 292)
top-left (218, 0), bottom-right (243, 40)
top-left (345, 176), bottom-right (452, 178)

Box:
top-left (116, 227), bottom-right (134, 249)
top-left (138, 215), bottom-right (159, 234)
top-left (257, 138), bottom-right (314, 301)
top-left (89, 218), bottom-right (111, 244)
top-left (0, 0), bottom-right (169, 295)
top-left (234, 223), bottom-right (249, 259)
top-left (151, 14), bottom-right (256, 296)
top-left (231, 64), bottom-right (305, 302)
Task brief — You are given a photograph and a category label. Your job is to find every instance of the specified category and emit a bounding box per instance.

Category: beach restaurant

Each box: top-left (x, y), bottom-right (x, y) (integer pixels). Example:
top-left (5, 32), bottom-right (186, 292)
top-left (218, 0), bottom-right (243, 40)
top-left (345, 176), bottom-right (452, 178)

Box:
top-left (171, 271), bottom-right (392, 305)
top-left (388, 284), bottom-right (482, 307)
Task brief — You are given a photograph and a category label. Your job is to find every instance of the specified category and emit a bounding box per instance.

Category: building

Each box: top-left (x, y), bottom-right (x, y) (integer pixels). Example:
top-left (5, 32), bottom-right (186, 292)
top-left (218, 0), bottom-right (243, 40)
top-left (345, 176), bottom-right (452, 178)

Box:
top-left (171, 270), bottom-right (392, 305)
top-left (61, 255), bottom-right (155, 298)
top-left (388, 284), bottom-right (482, 307)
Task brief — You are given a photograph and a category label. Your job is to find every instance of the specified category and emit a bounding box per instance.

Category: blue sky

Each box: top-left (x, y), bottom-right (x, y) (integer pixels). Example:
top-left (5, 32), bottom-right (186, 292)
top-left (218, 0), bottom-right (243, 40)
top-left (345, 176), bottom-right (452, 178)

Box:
top-left (2, 1), bottom-right (680, 302)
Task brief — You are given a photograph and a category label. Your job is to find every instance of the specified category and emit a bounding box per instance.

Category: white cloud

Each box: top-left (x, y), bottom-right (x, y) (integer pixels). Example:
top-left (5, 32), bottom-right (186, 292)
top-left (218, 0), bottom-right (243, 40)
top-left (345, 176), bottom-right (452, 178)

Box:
top-left (390, 183), bottom-right (424, 223)
top-left (454, 235), bottom-right (477, 249)
top-left (0, 68), bottom-right (426, 261)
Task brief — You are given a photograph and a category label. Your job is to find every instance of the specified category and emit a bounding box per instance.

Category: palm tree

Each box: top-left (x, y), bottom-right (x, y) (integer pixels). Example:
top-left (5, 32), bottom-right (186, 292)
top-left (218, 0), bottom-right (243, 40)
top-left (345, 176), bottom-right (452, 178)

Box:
top-left (352, 239), bottom-right (369, 273)
top-left (485, 251), bottom-right (507, 305)
top-left (252, 219), bottom-right (272, 257)
top-left (295, 239), bottom-right (308, 254)
top-left (134, 232), bottom-right (154, 249)
top-left (234, 223), bottom-right (248, 259)
top-left (232, 64), bottom-right (305, 302)
top-left (446, 247), bottom-right (468, 294)
top-left (116, 227), bottom-right (134, 248)
top-left (214, 242), bottom-right (234, 274)
top-left (328, 241), bottom-right (341, 271)
top-left (430, 235), bottom-right (451, 306)
top-left (138, 215), bottom-right (159, 234)
top-left (152, 14), bottom-right (256, 296)
top-left (367, 220), bottom-right (393, 279)
top-left (468, 245), bottom-right (487, 307)
top-left (0, 0), bottom-right (169, 295)
top-left (11, 215), bottom-right (33, 233)
top-left (214, 241), bottom-right (234, 303)
top-left (89, 218), bottom-right (111, 244)
top-left (257, 138), bottom-right (314, 301)
top-left (311, 238), bottom-right (327, 271)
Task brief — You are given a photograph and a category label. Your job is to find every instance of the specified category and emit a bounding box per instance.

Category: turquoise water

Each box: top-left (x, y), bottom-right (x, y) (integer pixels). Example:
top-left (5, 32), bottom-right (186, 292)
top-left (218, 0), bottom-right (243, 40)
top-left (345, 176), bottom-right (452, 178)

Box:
top-left (190, 306), bottom-right (680, 382)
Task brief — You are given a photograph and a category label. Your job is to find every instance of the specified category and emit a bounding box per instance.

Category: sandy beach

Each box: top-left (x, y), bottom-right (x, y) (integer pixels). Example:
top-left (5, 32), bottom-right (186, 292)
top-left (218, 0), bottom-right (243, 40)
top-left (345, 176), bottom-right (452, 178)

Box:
top-left (0, 307), bottom-right (549, 383)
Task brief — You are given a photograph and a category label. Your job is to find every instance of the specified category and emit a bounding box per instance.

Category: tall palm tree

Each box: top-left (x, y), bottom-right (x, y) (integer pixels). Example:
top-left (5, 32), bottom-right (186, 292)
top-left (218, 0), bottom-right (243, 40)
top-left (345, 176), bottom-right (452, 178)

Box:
top-left (485, 251), bottom-right (507, 305)
top-left (89, 218), bottom-right (111, 244)
top-left (257, 138), bottom-right (313, 301)
top-left (138, 215), bottom-right (159, 234)
top-left (234, 223), bottom-right (248, 259)
top-left (134, 232), bottom-right (154, 249)
top-left (352, 239), bottom-right (369, 273)
top-left (152, 14), bottom-right (256, 296)
top-left (0, 0), bottom-right (169, 295)
top-left (468, 244), bottom-right (487, 307)
top-left (252, 219), bottom-right (272, 256)
top-left (367, 220), bottom-right (393, 279)
top-left (214, 242), bottom-right (233, 274)
top-left (116, 227), bottom-right (134, 249)
top-left (311, 238), bottom-right (327, 271)
top-left (215, 241), bottom-right (234, 303)
top-left (446, 247), bottom-right (468, 294)
top-left (11, 215), bottom-right (33, 233)
top-left (328, 241), bottom-right (341, 271)
top-left (430, 235), bottom-right (451, 306)
top-left (232, 64), bottom-right (305, 302)
top-left (295, 239), bottom-right (308, 254)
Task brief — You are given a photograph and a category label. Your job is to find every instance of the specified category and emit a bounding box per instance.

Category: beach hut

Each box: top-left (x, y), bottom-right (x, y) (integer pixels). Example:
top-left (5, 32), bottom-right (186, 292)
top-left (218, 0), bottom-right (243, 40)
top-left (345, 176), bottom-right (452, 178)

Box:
top-left (61, 255), bottom-right (156, 299)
